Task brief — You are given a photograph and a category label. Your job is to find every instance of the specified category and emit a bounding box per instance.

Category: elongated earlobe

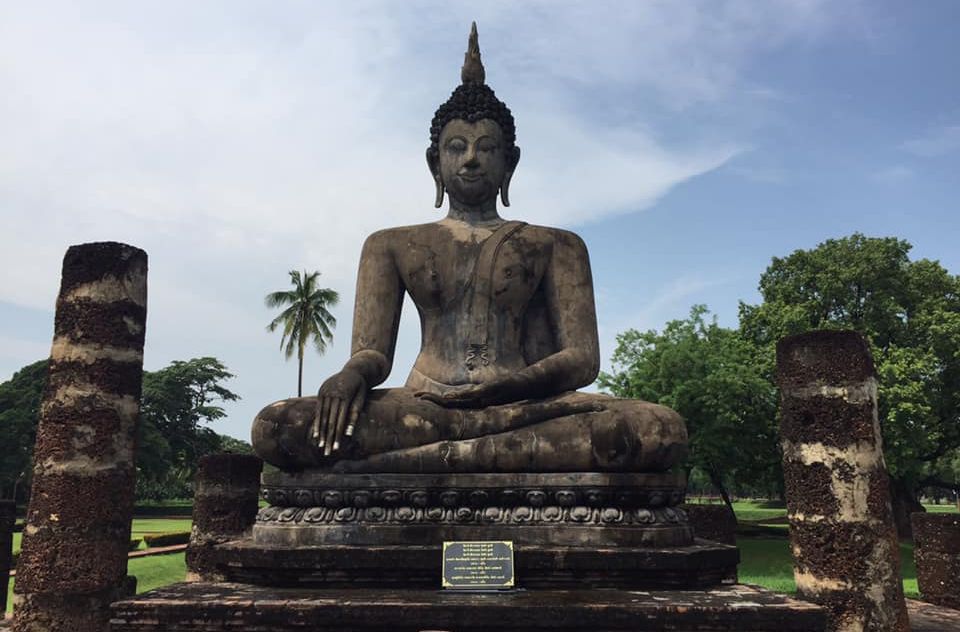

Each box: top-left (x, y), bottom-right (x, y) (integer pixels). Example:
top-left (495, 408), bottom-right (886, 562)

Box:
top-left (426, 147), bottom-right (444, 209)
top-left (501, 146), bottom-right (521, 207)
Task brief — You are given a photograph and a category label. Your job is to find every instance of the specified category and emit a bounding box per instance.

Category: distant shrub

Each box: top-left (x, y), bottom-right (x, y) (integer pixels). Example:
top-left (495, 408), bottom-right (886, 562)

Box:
top-left (133, 505), bottom-right (193, 517)
top-left (143, 531), bottom-right (191, 547)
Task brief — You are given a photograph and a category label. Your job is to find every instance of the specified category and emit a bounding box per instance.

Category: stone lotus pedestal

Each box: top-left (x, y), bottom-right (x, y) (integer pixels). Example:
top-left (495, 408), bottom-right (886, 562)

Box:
top-left (207, 470), bottom-right (738, 590)
top-left (108, 469), bottom-right (825, 631)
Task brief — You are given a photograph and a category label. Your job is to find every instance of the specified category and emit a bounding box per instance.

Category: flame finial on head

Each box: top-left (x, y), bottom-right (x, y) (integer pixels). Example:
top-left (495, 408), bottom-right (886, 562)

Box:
top-left (461, 22), bottom-right (485, 85)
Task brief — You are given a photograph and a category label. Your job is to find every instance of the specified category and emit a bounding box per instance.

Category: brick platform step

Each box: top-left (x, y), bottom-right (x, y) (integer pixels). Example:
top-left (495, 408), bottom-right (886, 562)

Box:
top-left (110, 582), bottom-right (826, 631)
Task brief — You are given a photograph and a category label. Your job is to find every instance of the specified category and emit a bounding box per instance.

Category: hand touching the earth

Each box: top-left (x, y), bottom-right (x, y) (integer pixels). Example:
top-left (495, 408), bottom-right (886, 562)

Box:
top-left (314, 369), bottom-right (367, 456)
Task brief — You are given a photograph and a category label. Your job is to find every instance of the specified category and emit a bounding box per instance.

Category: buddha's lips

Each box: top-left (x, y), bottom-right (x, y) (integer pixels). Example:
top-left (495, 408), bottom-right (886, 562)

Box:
top-left (458, 174), bottom-right (484, 181)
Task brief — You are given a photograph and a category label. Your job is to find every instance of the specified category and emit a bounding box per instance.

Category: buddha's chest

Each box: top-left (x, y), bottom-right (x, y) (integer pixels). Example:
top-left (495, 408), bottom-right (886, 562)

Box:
top-left (398, 230), bottom-right (548, 313)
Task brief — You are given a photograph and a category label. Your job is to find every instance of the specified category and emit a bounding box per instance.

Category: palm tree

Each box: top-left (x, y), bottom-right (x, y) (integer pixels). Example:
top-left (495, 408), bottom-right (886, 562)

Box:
top-left (265, 270), bottom-right (339, 396)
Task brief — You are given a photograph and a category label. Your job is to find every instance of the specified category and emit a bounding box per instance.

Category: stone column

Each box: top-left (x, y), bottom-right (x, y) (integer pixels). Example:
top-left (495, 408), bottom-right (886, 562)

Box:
top-left (1, 500), bottom-right (15, 616)
top-left (13, 242), bottom-right (147, 632)
top-left (911, 512), bottom-right (960, 609)
top-left (185, 454), bottom-right (262, 582)
top-left (776, 331), bottom-right (909, 632)
top-left (681, 504), bottom-right (737, 545)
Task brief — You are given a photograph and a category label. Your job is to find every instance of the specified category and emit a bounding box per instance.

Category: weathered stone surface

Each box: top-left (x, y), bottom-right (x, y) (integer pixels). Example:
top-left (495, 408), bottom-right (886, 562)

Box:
top-left (109, 582), bottom-right (826, 631)
top-left (681, 504), bottom-right (737, 545)
top-left (212, 539), bottom-right (738, 589)
top-left (192, 454), bottom-right (262, 535)
top-left (912, 513), bottom-right (960, 609)
top-left (14, 241), bottom-right (146, 632)
top-left (254, 471), bottom-right (694, 548)
top-left (261, 470), bottom-right (687, 507)
top-left (907, 598), bottom-right (960, 632)
top-left (779, 394), bottom-right (877, 448)
top-left (776, 330), bottom-right (876, 389)
top-left (186, 454), bottom-right (262, 582)
top-left (0, 500), bottom-right (14, 615)
top-left (776, 330), bottom-right (909, 632)
top-left (18, 587), bottom-right (131, 632)
top-left (912, 512), bottom-right (960, 553)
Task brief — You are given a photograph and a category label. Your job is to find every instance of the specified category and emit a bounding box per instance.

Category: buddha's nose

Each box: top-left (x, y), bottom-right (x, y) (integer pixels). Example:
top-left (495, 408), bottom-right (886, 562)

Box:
top-left (463, 145), bottom-right (479, 166)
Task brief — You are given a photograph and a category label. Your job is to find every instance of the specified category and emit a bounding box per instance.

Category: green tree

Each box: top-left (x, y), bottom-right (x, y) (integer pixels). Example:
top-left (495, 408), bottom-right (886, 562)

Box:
top-left (266, 270), bottom-right (339, 397)
top-left (1, 357), bottom-right (242, 502)
top-left (739, 233), bottom-right (960, 533)
top-left (0, 359), bottom-right (47, 501)
top-left (600, 306), bottom-right (780, 514)
top-left (137, 357), bottom-right (240, 500)
top-left (218, 434), bottom-right (254, 454)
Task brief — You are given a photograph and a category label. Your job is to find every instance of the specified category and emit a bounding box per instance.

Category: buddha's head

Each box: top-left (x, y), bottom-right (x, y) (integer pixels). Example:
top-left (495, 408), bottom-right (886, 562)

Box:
top-left (427, 23), bottom-right (521, 209)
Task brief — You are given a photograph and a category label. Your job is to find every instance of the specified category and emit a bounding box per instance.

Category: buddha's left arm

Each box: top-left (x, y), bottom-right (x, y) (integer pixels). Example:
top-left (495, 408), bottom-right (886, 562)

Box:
top-left (510, 229), bottom-right (601, 395)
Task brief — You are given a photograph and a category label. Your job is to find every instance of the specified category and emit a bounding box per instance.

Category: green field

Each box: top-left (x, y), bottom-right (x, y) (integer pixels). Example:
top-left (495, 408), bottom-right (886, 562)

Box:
top-left (4, 502), bottom-right (958, 615)
top-left (6, 517), bottom-right (192, 614)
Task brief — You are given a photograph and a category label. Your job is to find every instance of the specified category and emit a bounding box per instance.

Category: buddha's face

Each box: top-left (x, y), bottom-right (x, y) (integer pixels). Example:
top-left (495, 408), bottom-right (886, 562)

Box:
top-left (437, 118), bottom-right (508, 206)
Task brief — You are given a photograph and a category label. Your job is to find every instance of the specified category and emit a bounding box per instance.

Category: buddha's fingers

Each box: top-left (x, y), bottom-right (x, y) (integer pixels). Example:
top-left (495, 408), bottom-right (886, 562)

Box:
top-left (325, 400), bottom-right (343, 456)
top-left (346, 391), bottom-right (365, 438)
top-left (332, 402), bottom-right (349, 451)
top-left (317, 397), bottom-right (332, 449)
top-left (413, 391), bottom-right (444, 405)
top-left (311, 399), bottom-right (323, 444)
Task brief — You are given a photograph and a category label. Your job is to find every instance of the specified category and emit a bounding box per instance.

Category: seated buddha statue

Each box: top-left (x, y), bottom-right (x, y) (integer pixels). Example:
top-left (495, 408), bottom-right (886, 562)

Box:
top-left (252, 24), bottom-right (687, 475)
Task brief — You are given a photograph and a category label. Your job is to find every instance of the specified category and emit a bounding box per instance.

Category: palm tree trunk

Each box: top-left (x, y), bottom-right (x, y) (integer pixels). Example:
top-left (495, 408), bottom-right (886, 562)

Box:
top-left (297, 346), bottom-right (304, 397)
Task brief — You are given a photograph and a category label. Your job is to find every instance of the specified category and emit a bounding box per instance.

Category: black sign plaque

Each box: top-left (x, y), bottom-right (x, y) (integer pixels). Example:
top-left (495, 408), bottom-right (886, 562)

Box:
top-left (441, 540), bottom-right (515, 590)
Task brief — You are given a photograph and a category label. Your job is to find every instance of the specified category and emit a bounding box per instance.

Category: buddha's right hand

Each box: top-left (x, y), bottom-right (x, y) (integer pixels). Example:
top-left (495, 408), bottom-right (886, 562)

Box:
top-left (314, 369), bottom-right (367, 457)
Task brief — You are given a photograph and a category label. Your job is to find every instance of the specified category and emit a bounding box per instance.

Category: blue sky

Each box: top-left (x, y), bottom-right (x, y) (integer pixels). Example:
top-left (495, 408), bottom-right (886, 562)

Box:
top-left (1, 1), bottom-right (958, 441)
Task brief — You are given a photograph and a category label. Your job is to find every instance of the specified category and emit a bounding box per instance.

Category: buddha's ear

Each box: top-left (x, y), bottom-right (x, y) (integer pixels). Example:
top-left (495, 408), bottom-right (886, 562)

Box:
top-left (426, 147), bottom-right (444, 208)
top-left (500, 146), bottom-right (521, 207)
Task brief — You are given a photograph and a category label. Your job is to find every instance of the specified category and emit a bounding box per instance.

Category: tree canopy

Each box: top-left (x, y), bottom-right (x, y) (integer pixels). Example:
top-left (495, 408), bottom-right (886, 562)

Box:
top-left (600, 306), bottom-right (780, 512)
top-left (266, 269), bottom-right (339, 397)
top-left (739, 233), bottom-right (960, 528)
top-left (137, 357), bottom-right (241, 499)
top-left (0, 359), bottom-right (47, 499)
top-left (0, 356), bottom-right (244, 502)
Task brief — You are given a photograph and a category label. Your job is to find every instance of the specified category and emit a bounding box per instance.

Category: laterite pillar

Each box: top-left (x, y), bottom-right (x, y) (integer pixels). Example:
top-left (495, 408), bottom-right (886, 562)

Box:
top-left (911, 512), bottom-right (960, 609)
top-left (776, 331), bottom-right (909, 632)
top-left (13, 242), bottom-right (147, 632)
top-left (185, 454), bottom-right (262, 582)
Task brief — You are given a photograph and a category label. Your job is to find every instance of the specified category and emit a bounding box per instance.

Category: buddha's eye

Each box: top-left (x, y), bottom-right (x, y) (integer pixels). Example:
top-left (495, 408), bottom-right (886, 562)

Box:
top-left (445, 138), bottom-right (467, 153)
top-left (477, 139), bottom-right (498, 153)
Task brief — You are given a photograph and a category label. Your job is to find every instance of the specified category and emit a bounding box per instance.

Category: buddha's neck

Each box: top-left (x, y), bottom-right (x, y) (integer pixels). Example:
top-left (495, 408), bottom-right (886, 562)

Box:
top-left (446, 198), bottom-right (502, 225)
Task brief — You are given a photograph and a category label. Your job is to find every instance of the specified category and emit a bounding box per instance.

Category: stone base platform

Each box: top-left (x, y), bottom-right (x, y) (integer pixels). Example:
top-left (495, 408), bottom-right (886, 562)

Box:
top-left (211, 539), bottom-right (739, 589)
top-left (256, 471), bottom-right (694, 548)
top-left (109, 583), bottom-right (826, 631)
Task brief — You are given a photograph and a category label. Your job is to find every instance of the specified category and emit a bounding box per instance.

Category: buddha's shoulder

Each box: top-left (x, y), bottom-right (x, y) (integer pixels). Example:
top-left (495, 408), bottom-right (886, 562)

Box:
top-left (361, 222), bottom-right (587, 251)
top-left (521, 224), bottom-right (589, 251)
top-left (361, 224), bottom-right (427, 248)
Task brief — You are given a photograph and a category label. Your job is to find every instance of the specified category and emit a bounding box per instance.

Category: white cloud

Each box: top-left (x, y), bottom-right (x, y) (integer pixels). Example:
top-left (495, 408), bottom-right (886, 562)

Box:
top-left (0, 1), bottom-right (854, 437)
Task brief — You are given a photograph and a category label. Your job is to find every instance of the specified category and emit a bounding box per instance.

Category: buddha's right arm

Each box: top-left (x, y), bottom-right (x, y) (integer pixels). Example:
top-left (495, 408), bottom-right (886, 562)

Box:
top-left (316, 231), bottom-right (404, 454)
top-left (343, 230), bottom-right (404, 388)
